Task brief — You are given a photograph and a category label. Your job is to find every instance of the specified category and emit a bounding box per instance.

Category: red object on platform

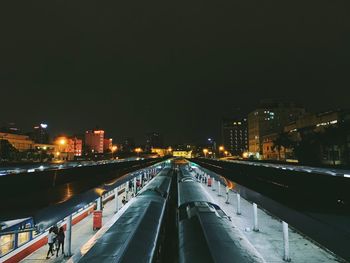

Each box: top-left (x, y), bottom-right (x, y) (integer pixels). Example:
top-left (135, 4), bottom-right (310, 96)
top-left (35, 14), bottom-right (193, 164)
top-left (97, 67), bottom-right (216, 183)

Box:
top-left (208, 178), bottom-right (212, 187)
top-left (93, 211), bottom-right (102, 230)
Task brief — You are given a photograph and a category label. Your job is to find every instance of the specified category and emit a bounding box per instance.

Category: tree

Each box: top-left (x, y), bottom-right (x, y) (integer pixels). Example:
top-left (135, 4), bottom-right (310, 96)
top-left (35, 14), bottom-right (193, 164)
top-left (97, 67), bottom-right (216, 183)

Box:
top-left (272, 133), bottom-right (294, 160)
top-left (0, 140), bottom-right (20, 161)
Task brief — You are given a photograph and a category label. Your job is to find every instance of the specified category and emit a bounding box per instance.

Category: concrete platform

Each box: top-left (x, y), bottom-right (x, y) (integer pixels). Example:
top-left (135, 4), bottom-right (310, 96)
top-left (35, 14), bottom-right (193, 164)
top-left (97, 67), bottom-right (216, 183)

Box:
top-left (21, 191), bottom-right (130, 263)
top-left (196, 172), bottom-right (343, 263)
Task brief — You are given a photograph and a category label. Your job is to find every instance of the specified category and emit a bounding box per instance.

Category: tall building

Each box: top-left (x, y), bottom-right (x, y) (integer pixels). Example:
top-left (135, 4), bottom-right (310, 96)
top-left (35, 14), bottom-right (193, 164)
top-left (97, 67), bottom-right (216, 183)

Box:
top-left (31, 123), bottom-right (49, 144)
top-left (248, 101), bottom-right (305, 157)
top-left (145, 132), bottom-right (163, 152)
top-left (85, 130), bottom-right (105, 154)
top-left (222, 118), bottom-right (248, 156)
top-left (103, 138), bottom-right (113, 152)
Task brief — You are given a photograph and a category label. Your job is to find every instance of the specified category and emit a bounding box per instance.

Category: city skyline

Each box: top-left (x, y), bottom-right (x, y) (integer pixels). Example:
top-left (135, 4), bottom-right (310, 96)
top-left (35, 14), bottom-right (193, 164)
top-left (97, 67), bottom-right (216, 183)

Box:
top-left (2, 0), bottom-right (350, 145)
top-left (1, 100), bottom-right (349, 146)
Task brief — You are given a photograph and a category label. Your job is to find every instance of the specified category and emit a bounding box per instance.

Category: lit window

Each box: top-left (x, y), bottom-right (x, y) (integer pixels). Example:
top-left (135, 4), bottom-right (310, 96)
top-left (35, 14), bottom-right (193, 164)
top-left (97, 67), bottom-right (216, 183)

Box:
top-left (0, 234), bottom-right (15, 256)
top-left (18, 231), bottom-right (30, 246)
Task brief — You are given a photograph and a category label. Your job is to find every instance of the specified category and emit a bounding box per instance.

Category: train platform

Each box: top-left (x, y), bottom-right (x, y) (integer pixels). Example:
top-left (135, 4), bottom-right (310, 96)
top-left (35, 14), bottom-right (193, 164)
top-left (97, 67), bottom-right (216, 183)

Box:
top-left (197, 173), bottom-right (342, 262)
top-left (21, 191), bottom-right (130, 263)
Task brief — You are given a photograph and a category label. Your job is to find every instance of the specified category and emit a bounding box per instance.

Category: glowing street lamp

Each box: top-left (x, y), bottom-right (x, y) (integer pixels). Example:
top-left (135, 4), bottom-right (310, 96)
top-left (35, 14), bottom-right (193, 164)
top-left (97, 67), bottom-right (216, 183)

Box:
top-left (219, 146), bottom-right (225, 152)
top-left (203, 148), bottom-right (209, 158)
top-left (60, 138), bottom-right (67, 145)
top-left (135, 148), bottom-right (142, 156)
top-left (111, 145), bottom-right (118, 159)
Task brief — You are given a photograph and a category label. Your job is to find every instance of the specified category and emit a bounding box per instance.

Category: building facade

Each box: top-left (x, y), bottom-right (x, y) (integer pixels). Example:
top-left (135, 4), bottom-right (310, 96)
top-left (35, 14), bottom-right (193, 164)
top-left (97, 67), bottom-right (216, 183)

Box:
top-left (222, 118), bottom-right (248, 156)
top-left (54, 136), bottom-right (83, 160)
top-left (30, 124), bottom-right (49, 144)
top-left (103, 138), bottom-right (113, 152)
top-left (85, 130), bottom-right (105, 154)
top-left (283, 110), bottom-right (350, 165)
top-left (248, 101), bottom-right (305, 158)
top-left (0, 133), bottom-right (34, 151)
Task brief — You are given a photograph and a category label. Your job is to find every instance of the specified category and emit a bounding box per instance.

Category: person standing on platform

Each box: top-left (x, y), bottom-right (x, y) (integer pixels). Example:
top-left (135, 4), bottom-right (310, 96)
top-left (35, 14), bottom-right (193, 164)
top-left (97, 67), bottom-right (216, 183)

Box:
top-left (56, 227), bottom-right (65, 257)
top-left (46, 228), bottom-right (56, 259)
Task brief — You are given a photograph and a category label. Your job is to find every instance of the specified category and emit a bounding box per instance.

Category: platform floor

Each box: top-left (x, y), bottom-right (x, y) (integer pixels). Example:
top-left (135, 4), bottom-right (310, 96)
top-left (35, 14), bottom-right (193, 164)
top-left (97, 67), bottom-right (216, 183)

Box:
top-left (200, 176), bottom-right (342, 263)
top-left (21, 191), bottom-right (129, 263)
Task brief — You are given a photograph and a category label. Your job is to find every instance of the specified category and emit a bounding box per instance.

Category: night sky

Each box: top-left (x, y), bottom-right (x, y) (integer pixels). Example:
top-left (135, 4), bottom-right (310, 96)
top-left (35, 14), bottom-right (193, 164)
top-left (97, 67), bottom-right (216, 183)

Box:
top-left (1, 0), bottom-right (350, 145)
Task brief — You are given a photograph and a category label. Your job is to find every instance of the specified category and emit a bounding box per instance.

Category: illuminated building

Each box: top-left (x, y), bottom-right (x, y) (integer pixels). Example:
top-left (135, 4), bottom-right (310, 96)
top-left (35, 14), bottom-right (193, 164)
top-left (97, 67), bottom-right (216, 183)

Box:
top-left (31, 123), bottom-right (49, 144)
top-left (283, 109), bottom-right (350, 165)
top-left (222, 118), bottom-right (248, 156)
top-left (0, 133), bottom-right (34, 151)
top-left (54, 136), bottom-right (83, 160)
top-left (103, 138), bottom-right (113, 152)
top-left (85, 130), bottom-right (105, 154)
top-left (173, 150), bottom-right (193, 158)
top-left (151, 147), bottom-right (172, 157)
top-left (248, 101), bottom-right (305, 158)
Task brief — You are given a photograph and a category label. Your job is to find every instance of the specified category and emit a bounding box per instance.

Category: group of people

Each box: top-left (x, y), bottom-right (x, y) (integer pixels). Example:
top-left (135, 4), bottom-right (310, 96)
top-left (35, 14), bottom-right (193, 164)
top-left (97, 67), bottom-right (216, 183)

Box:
top-left (46, 226), bottom-right (65, 259)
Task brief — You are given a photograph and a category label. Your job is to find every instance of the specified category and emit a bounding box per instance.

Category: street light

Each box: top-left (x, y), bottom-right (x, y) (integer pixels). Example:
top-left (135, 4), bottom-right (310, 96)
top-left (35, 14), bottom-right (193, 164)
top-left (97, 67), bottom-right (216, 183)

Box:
top-left (60, 138), bottom-right (67, 145)
top-left (111, 145), bottom-right (118, 159)
top-left (135, 148), bottom-right (142, 156)
top-left (203, 148), bottom-right (209, 158)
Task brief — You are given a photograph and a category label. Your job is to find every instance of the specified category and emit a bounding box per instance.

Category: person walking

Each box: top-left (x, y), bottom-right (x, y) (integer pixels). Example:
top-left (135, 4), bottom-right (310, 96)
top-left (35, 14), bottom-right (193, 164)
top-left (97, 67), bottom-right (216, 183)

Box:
top-left (56, 227), bottom-right (65, 257)
top-left (53, 226), bottom-right (59, 251)
top-left (122, 196), bottom-right (127, 206)
top-left (46, 228), bottom-right (56, 259)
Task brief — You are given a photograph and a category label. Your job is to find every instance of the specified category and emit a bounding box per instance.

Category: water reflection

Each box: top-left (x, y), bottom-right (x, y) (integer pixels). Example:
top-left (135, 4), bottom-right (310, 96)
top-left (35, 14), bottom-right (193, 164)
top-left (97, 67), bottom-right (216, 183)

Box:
top-left (58, 183), bottom-right (74, 203)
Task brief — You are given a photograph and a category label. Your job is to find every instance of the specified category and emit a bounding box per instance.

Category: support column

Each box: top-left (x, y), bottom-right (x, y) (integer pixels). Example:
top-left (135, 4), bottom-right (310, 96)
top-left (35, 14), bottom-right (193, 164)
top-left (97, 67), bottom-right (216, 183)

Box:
top-left (237, 193), bottom-right (241, 215)
top-left (127, 181), bottom-right (130, 201)
top-left (134, 177), bottom-right (137, 195)
top-left (253, 203), bottom-right (259, 232)
top-left (283, 222), bottom-right (291, 262)
top-left (115, 188), bottom-right (119, 213)
top-left (217, 181), bottom-right (221, 196)
top-left (225, 186), bottom-right (230, 204)
top-left (96, 197), bottom-right (102, 211)
top-left (65, 214), bottom-right (72, 257)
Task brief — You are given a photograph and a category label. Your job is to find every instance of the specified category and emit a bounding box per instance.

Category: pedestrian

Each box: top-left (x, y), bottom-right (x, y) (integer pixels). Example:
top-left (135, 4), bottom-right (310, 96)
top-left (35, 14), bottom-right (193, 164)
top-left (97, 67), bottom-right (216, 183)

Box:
top-left (56, 227), bottom-right (65, 257)
top-left (122, 196), bottom-right (127, 206)
top-left (53, 225), bottom-right (59, 251)
top-left (46, 228), bottom-right (56, 259)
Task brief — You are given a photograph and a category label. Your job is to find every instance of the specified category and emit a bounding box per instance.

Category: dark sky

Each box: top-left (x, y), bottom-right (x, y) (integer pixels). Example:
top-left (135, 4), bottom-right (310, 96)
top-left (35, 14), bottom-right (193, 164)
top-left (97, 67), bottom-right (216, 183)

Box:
top-left (1, 0), bottom-right (350, 145)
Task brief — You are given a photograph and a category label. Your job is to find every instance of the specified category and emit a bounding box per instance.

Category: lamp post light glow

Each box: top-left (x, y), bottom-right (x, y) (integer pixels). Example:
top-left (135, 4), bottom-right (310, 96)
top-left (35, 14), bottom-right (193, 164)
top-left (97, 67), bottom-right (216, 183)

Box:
top-left (111, 145), bottom-right (118, 159)
top-left (135, 148), bottom-right (142, 156)
top-left (203, 148), bottom-right (209, 158)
